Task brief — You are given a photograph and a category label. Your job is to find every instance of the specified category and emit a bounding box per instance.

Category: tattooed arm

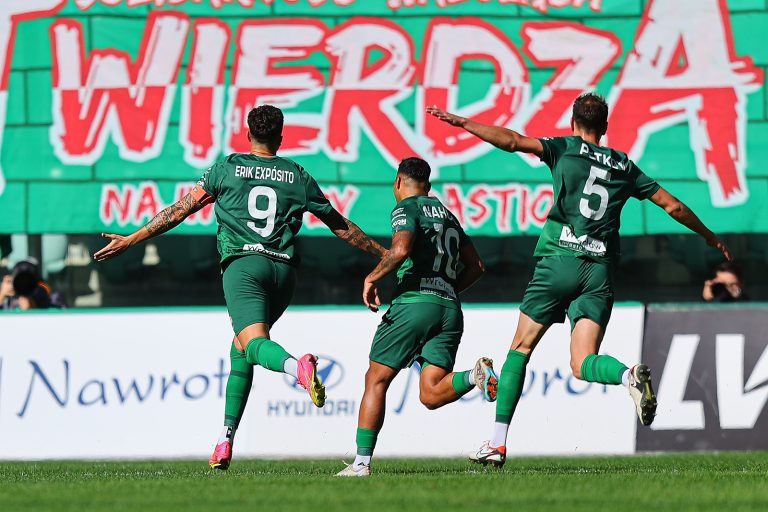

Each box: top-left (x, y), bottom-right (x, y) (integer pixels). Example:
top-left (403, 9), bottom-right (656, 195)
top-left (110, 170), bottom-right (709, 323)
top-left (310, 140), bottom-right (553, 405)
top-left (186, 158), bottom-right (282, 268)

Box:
top-left (362, 230), bottom-right (414, 312)
top-left (317, 208), bottom-right (387, 258)
top-left (93, 190), bottom-right (210, 262)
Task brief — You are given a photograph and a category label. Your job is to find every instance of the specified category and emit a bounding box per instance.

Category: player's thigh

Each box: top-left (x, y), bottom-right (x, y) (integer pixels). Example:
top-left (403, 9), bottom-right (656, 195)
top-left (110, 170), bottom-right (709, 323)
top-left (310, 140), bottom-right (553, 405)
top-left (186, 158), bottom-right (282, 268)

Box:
top-left (567, 258), bottom-right (614, 332)
top-left (267, 262), bottom-right (297, 326)
top-left (369, 303), bottom-right (441, 370)
top-left (222, 255), bottom-right (274, 336)
top-left (419, 305), bottom-right (463, 372)
top-left (519, 257), bottom-right (579, 327)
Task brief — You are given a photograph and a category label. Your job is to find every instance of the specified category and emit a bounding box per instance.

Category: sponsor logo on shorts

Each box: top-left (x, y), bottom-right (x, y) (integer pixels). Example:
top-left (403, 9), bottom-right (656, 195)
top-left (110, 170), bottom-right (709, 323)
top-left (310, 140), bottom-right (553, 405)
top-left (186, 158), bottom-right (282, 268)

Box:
top-left (558, 226), bottom-right (606, 256)
top-left (242, 243), bottom-right (290, 260)
top-left (419, 277), bottom-right (457, 300)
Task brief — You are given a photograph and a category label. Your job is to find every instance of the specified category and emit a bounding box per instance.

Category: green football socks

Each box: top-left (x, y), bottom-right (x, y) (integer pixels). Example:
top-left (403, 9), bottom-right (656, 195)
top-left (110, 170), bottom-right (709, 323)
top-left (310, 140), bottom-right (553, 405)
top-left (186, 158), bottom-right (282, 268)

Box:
top-left (451, 370), bottom-right (475, 396)
top-left (245, 337), bottom-right (293, 372)
top-left (224, 342), bottom-right (253, 429)
top-left (356, 427), bottom-right (379, 457)
top-left (494, 350), bottom-right (529, 424)
top-left (580, 354), bottom-right (628, 385)
top-left (490, 349), bottom-right (529, 447)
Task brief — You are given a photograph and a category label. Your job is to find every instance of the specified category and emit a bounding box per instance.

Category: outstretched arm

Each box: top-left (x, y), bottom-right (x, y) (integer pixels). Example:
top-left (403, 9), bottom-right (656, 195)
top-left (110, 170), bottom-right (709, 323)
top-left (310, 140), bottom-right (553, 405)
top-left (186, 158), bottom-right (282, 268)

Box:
top-left (93, 190), bottom-right (210, 261)
top-left (363, 230), bottom-right (414, 312)
top-left (317, 208), bottom-right (386, 258)
top-left (649, 187), bottom-right (733, 261)
top-left (426, 106), bottom-right (544, 157)
top-left (455, 242), bottom-right (486, 294)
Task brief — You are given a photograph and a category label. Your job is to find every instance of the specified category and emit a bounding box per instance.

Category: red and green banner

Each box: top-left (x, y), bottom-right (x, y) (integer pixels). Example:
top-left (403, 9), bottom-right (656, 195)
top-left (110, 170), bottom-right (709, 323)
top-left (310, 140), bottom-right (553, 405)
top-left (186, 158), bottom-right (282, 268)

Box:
top-left (0, 0), bottom-right (765, 236)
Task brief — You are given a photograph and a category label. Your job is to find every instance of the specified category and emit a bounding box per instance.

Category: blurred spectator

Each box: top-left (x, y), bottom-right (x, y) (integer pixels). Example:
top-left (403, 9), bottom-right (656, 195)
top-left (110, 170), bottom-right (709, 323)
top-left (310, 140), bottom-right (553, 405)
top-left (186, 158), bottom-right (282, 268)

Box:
top-left (702, 262), bottom-right (749, 303)
top-left (1, 258), bottom-right (65, 310)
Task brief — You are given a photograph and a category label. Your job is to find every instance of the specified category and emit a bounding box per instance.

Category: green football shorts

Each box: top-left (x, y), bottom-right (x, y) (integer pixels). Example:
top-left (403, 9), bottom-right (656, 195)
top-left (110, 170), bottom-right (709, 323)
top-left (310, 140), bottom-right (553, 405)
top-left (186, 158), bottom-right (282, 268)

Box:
top-left (369, 301), bottom-right (463, 371)
top-left (519, 256), bottom-right (614, 330)
top-left (221, 254), bottom-right (296, 335)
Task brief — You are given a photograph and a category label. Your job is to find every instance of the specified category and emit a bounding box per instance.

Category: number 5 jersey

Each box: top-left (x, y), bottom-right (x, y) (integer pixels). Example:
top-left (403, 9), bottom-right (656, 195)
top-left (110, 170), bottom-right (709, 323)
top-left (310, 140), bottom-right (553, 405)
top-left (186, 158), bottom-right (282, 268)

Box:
top-left (534, 136), bottom-right (660, 262)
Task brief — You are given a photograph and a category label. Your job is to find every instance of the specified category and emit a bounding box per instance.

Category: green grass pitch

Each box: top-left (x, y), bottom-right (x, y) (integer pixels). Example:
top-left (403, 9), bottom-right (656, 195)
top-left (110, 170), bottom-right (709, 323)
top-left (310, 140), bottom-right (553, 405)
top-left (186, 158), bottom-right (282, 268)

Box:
top-left (1, 453), bottom-right (767, 512)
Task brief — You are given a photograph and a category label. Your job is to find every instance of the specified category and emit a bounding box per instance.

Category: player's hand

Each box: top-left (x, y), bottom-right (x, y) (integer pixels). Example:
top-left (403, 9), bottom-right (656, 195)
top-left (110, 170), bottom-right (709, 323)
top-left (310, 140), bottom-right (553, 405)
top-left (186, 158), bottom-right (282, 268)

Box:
top-left (426, 105), bottom-right (466, 127)
top-left (93, 233), bottom-right (134, 262)
top-left (706, 235), bottom-right (733, 261)
top-left (363, 279), bottom-right (381, 312)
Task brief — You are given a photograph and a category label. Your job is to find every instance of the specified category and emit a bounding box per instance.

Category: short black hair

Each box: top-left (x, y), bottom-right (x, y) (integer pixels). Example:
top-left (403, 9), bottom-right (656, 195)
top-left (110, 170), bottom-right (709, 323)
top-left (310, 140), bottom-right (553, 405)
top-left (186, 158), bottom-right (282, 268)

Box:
top-left (572, 92), bottom-right (608, 135)
top-left (247, 105), bottom-right (283, 143)
top-left (715, 261), bottom-right (742, 280)
top-left (397, 157), bottom-right (431, 183)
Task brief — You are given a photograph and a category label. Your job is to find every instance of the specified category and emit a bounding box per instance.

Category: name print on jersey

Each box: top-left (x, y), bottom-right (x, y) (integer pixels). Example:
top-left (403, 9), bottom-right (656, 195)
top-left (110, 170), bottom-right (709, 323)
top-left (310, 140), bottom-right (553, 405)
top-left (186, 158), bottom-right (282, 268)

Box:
top-left (234, 165), bottom-right (296, 183)
top-left (579, 144), bottom-right (628, 172)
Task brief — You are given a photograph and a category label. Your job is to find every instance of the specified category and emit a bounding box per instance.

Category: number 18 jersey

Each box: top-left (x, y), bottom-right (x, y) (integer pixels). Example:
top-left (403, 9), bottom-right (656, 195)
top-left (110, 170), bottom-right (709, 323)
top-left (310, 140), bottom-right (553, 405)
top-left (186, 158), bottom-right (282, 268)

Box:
top-left (197, 153), bottom-right (333, 266)
top-left (534, 136), bottom-right (660, 262)
top-left (390, 195), bottom-right (471, 309)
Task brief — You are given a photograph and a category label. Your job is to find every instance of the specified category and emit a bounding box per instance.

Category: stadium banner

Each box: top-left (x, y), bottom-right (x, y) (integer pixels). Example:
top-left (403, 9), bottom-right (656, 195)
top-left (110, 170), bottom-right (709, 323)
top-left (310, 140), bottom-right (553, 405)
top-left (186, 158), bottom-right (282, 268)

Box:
top-left (0, 0), bottom-right (766, 236)
top-left (637, 303), bottom-right (768, 452)
top-left (0, 304), bottom-right (643, 459)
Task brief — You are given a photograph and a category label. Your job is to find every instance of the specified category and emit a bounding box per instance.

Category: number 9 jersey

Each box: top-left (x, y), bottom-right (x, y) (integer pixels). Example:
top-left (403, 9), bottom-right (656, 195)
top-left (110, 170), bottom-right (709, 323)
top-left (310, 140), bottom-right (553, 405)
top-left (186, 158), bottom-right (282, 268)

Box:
top-left (196, 154), bottom-right (333, 267)
top-left (390, 195), bottom-right (471, 309)
top-left (534, 136), bottom-right (660, 262)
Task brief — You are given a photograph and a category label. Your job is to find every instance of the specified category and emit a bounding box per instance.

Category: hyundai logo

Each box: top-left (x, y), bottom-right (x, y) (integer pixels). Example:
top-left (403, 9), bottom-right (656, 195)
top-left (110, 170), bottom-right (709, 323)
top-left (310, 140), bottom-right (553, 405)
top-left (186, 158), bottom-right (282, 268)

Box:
top-left (283, 355), bottom-right (344, 392)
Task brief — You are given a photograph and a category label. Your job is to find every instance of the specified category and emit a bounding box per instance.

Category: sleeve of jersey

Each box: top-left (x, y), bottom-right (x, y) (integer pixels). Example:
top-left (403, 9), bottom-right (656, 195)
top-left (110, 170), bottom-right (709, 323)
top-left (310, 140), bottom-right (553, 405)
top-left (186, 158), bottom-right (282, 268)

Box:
top-left (631, 163), bottom-right (662, 200)
top-left (304, 174), bottom-right (334, 217)
top-left (538, 137), bottom-right (567, 170)
top-left (196, 162), bottom-right (221, 198)
top-left (391, 202), bottom-right (417, 234)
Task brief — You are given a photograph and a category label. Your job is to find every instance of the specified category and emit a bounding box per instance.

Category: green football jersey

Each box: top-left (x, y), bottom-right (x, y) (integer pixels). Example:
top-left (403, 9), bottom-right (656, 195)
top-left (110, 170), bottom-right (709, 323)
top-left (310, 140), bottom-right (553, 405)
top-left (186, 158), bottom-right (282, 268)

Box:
top-left (390, 195), bottom-right (471, 309)
top-left (197, 153), bottom-right (333, 266)
top-left (534, 136), bottom-right (660, 261)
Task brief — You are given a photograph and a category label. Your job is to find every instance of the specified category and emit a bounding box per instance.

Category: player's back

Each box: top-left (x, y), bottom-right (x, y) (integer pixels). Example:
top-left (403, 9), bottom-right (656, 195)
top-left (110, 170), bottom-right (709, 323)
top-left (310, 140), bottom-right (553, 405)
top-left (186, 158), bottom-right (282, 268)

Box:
top-left (197, 153), bottom-right (332, 266)
top-left (535, 136), bottom-right (659, 261)
top-left (391, 195), bottom-right (469, 308)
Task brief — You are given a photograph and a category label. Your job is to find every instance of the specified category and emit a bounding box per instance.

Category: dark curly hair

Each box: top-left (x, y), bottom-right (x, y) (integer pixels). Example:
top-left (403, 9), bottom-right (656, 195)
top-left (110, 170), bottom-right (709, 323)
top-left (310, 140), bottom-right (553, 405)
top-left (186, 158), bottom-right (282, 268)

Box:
top-left (398, 157), bottom-right (431, 184)
top-left (572, 92), bottom-right (609, 136)
top-left (247, 105), bottom-right (284, 143)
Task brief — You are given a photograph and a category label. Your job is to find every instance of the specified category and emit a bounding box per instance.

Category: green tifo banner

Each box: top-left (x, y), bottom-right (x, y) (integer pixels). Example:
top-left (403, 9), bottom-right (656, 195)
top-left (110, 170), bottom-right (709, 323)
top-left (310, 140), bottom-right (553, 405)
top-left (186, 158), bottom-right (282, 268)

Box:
top-left (0, 0), bottom-right (766, 236)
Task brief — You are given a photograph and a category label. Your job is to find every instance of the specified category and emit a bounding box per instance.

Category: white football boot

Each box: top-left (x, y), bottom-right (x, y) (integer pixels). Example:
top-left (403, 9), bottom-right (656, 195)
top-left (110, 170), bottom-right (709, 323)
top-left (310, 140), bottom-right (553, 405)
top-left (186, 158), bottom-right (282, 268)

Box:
top-left (628, 364), bottom-right (657, 426)
top-left (472, 357), bottom-right (499, 402)
top-left (468, 441), bottom-right (506, 468)
top-left (336, 463), bottom-right (371, 477)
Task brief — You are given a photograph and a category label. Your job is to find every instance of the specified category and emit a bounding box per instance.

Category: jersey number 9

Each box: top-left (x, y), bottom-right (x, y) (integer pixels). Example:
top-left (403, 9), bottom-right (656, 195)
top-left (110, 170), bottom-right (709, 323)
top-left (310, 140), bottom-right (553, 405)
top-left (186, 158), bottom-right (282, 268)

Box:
top-left (247, 186), bottom-right (277, 237)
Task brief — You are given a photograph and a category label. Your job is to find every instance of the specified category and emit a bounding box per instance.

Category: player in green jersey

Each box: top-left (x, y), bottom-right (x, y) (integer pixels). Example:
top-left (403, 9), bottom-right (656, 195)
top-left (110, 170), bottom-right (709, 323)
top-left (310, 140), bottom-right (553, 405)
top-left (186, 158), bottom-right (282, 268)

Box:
top-left (94, 105), bottom-right (386, 469)
top-left (336, 157), bottom-right (499, 477)
top-left (427, 93), bottom-right (733, 467)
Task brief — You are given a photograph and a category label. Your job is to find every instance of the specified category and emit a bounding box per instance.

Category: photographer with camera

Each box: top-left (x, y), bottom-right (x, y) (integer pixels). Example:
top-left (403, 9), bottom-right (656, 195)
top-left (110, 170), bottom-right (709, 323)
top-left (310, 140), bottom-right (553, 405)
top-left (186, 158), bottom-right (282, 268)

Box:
top-left (702, 261), bottom-right (749, 303)
top-left (0, 258), bottom-right (63, 310)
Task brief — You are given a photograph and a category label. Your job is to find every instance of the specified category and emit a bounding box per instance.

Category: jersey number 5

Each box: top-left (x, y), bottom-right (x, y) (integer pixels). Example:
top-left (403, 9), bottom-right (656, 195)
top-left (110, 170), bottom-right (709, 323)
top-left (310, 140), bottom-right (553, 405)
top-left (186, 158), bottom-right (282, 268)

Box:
top-left (580, 166), bottom-right (611, 221)
top-left (433, 224), bottom-right (460, 279)
top-left (247, 186), bottom-right (277, 237)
